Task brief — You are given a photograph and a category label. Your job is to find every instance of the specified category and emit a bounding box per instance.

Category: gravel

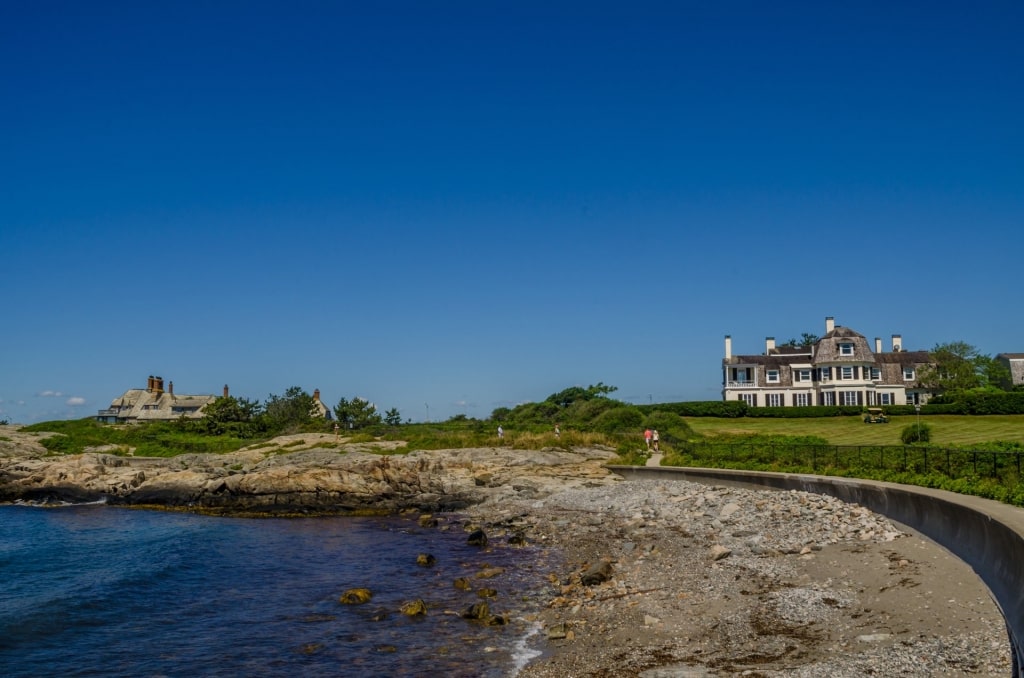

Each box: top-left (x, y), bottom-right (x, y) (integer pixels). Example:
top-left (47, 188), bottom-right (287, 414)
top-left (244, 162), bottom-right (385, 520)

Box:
top-left (468, 478), bottom-right (1012, 677)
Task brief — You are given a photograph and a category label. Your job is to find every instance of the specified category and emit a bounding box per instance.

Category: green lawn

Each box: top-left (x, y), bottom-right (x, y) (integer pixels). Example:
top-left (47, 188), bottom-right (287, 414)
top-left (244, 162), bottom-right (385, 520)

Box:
top-left (683, 414), bottom-right (1024, 446)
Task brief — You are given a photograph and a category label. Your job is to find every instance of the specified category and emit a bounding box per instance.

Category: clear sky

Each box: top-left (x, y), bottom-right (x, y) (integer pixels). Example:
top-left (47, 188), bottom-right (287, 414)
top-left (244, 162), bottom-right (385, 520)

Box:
top-left (2, 1), bottom-right (1022, 424)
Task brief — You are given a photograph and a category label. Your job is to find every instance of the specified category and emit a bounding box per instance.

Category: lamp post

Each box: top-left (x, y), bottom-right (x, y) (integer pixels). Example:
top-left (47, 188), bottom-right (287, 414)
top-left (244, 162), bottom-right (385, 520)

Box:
top-left (915, 402), bottom-right (921, 442)
top-left (425, 403), bottom-right (430, 423)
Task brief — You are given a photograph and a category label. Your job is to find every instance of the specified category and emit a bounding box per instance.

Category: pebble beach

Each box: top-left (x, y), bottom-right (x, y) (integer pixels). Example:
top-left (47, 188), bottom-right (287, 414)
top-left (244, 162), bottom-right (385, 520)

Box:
top-left (468, 478), bottom-right (1012, 677)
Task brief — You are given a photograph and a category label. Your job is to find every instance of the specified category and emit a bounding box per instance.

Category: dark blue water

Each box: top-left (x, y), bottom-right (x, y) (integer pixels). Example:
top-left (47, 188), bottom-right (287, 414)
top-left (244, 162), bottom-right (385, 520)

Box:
top-left (0, 505), bottom-right (550, 677)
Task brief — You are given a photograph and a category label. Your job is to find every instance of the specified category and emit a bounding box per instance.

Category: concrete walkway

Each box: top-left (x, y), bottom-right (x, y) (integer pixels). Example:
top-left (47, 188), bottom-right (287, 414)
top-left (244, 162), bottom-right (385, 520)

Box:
top-left (644, 452), bottom-right (663, 467)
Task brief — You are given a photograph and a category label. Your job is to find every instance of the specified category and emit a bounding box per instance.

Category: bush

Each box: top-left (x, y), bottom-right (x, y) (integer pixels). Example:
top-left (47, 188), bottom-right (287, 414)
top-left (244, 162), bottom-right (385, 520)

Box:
top-left (592, 406), bottom-right (644, 434)
top-left (901, 422), bottom-right (931, 444)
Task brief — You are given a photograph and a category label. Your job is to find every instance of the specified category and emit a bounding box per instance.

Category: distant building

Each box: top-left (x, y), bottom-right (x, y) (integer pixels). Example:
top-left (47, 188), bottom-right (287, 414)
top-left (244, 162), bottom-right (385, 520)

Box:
top-left (96, 376), bottom-right (218, 424)
top-left (722, 316), bottom-right (935, 407)
top-left (311, 389), bottom-right (332, 420)
top-left (996, 354), bottom-right (1024, 389)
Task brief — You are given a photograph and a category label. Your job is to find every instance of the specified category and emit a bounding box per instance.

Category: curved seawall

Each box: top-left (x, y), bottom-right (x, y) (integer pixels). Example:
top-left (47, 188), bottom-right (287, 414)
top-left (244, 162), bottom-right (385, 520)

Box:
top-left (609, 465), bottom-right (1024, 678)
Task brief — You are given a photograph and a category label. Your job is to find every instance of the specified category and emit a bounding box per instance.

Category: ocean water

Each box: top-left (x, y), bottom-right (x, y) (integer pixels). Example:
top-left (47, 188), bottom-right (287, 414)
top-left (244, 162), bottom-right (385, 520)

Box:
top-left (0, 504), bottom-right (551, 677)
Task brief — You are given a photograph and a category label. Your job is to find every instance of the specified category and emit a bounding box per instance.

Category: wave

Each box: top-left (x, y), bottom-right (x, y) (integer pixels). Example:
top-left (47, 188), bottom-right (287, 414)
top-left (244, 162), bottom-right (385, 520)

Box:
top-left (8, 497), bottom-right (109, 508)
top-left (509, 619), bottom-right (544, 675)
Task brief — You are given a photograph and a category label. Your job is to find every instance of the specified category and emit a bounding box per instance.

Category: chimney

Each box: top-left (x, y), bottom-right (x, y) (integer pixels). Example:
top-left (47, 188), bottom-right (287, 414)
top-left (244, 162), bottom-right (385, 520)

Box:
top-left (223, 384), bottom-right (230, 398)
top-left (313, 389), bottom-right (321, 402)
top-left (724, 335), bottom-right (732, 361)
top-left (825, 316), bottom-right (835, 334)
top-left (892, 334), bottom-right (903, 352)
top-left (168, 381), bottom-right (174, 396)
top-left (875, 337), bottom-right (882, 353)
top-left (147, 375), bottom-right (155, 391)
top-left (154, 376), bottom-right (164, 395)
top-left (765, 337), bottom-right (776, 354)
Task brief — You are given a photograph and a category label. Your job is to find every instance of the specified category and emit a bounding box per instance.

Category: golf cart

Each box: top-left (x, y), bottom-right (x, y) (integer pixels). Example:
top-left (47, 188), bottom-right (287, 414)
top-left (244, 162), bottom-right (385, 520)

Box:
top-left (863, 407), bottom-right (889, 424)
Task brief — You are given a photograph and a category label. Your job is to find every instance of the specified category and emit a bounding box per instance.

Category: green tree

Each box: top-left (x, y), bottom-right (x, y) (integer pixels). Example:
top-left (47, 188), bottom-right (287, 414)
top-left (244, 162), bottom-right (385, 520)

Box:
top-left (264, 387), bottom-right (316, 432)
top-left (383, 407), bottom-right (402, 426)
top-left (918, 342), bottom-right (995, 394)
top-left (333, 396), bottom-right (382, 430)
top-left (781, 333), bottom-right (820, 348)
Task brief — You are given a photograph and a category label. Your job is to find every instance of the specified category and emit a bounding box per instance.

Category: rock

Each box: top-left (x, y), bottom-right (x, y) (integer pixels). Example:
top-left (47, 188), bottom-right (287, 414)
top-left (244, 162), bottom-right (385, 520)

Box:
top-left (476, 587), bottom-right (497, 598)
top-left (339, 588), bottom-right (372, 604)
top-left (418, 514), bottom-right (438, 527)
top-left (547, 622), bottom-right (569, 640)
top-left (461, 602), bottom-right (491, 620)
top-left (400, 599), bottom-right (427, 616)
top-left (453, 577), bottom-right (471, 590)
top-left (467, 529), bottom-right (488, 546)
top-left (709, 544), bottom-right (732, 561)
top-left (416, 553), bottom-right (436, 566)
top-left (581, 559), bottom-right (613, 586)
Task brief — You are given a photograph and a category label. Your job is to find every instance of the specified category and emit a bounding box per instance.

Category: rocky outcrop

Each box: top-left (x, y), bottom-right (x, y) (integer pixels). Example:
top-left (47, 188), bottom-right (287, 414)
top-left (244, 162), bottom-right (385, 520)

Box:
top-left (0, 428), bottom-right (620, 514)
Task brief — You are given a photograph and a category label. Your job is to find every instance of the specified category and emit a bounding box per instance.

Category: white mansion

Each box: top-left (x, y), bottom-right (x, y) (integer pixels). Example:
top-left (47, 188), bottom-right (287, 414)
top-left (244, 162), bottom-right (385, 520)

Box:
top-left (722, 317), bottom-right (933, 408)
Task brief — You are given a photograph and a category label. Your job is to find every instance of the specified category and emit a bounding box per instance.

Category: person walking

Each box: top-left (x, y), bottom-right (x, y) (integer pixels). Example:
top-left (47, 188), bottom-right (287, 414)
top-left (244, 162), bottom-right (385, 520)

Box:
top-left (644, 428), bottom-right (652, 450)
top-left (652, 429), bottom-right (660, 452)
top-left (497, 425), bottom-right (504, 441)
top-left (554, 424), bottom-right (560, 438)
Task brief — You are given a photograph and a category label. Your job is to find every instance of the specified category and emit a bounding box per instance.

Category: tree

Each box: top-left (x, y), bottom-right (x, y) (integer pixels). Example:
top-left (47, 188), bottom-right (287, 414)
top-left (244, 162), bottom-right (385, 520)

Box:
top-left (333, 396), bottom-right (382, 430)
top-left (264, 387), bottom-right (316, 432)
top-left (781, 333), bottom-right (820, 348)
top-left (917, 342), bottom-right (1002, 394)
top-left (383, 407), bottom-right (402, 426)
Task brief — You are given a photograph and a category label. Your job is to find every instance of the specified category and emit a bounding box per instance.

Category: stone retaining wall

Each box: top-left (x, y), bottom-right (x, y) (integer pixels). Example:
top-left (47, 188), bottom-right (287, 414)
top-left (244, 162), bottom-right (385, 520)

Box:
top-left (608, 465), bottom-right (1024, 678)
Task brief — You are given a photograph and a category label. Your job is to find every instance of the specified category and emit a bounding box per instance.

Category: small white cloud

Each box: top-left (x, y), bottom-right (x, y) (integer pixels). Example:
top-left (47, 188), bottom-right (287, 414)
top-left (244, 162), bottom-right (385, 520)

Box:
top-left (67, 397), bottom-right (86, 407)
top-left (38, 390), bottom-right (64, 398)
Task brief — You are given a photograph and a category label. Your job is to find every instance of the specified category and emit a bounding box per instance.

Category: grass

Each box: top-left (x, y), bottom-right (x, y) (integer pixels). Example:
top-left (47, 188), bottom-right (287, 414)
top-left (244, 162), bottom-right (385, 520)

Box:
top-left (683, 414), bottom-right (1024, 446)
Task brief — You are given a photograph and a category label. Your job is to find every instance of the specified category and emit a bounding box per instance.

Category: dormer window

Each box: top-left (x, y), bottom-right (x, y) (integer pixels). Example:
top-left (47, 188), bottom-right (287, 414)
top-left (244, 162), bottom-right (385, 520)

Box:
top-left (839, 343), bottom-right (854, 356)
top-left (766, 369), bottom-right (780, 383)
top-left (904, 367), bottom-right (916, 381)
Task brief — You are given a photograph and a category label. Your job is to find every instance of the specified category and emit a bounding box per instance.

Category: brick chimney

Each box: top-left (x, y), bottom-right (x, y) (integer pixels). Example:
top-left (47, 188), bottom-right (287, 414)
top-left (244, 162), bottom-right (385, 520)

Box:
top-left (825, 316), bottom-right (835, 334)
top-left (147, 375), bottom-right (155, 392)
top-left (154, 376), bottom-right (164, 395)
top-left (724, 335), bottom-right (732, 361)
top-left (313, 389), bottom-right (321, 402)
top-left (223, 384), bottom-right (230, 398)
top-left (765, 337), bottom-right (776, 354)
top-left (168, 381), bottom-right (174, 396)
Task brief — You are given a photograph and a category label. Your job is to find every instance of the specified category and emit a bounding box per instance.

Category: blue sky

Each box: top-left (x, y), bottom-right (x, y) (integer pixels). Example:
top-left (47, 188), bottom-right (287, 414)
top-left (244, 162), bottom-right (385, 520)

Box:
top-left (2, 1), bottom-right (1022, 424)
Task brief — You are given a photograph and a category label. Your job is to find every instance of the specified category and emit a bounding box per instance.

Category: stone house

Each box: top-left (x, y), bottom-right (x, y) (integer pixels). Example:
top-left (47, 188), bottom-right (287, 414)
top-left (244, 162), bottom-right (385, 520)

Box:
top-left (722, 317), bottom-right (934, 408)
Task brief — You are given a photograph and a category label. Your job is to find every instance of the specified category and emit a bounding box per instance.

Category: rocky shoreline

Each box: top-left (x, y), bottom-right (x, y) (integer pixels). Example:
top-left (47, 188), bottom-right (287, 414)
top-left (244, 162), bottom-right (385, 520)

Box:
top-left (0, 427), bottom-right (1013, 675)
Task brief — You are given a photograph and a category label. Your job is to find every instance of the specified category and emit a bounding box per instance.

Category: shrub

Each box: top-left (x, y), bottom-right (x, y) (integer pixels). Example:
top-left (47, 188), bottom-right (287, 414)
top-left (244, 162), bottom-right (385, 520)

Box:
top-left (592, 406), bottom-right (644, 434)
top-left (901, 422), bottom-right (931, 444)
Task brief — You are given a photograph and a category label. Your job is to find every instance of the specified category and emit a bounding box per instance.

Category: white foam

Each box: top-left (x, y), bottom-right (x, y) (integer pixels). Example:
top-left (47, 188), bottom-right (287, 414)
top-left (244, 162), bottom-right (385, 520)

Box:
top-left (508, 619), bottom-right (544, 675)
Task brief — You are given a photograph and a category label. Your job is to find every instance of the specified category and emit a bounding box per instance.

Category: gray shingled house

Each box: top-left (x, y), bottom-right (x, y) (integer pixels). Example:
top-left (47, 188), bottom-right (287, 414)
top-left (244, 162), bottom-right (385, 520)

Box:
top-left (95, 376), bottom-right (219, 424)
top-left (722, 317), bottom-right (934, 408)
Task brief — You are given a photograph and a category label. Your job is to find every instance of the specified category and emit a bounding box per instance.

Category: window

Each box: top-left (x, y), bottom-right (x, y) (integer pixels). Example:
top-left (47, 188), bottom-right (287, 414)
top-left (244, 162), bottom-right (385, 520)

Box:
top-left (904, 367), bottom-right (915, 380)
top-left (740, 393), bottom-right (756, 406)
top-left (841, 366), bottom-right (854, 380)
top-left (822, 392), bottom-right (835, 406)
top-left (880, 392), bottom-right (893, 405)
top-left (796, 369), bottom-right (812, 383)
top-left (794, 392), bottom-right (810, 407)
top-left (840, 343), bottom-right (854, 356)
top-left (766, 370), bottom-right (780, 383)
top-left (767, 393), bottom-right (782, 407)
top-left (819, 367), bottom-right (830, 381)
top-left (841, 391), bottom-right (858, 406)
top-left (871, 367), bottom-right (881, 381)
